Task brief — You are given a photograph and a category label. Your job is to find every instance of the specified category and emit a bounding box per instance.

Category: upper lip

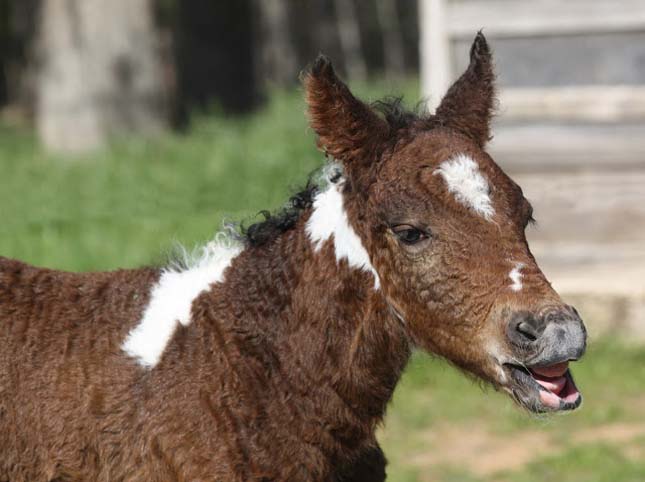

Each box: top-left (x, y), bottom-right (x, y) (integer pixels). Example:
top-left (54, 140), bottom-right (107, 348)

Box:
top-left (502, 360), bottom-right (582, 413)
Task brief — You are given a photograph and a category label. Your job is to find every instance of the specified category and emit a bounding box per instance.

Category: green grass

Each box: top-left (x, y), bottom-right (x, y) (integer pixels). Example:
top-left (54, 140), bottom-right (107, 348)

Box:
top-left (499, 443), bottom-right (645, 482)
top-left (381, 340), bottom-right (645, 481)
top-left (0, 91), bottom-right (320, 271)
top-left (1, 82), bottom-right (644, 481)
top-left (0, 80), bottom-right (419, 272)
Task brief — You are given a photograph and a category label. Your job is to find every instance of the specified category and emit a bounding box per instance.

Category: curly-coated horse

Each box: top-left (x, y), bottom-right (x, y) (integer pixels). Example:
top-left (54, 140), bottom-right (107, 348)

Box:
top-left (0, 33), bottom-right (585, 481)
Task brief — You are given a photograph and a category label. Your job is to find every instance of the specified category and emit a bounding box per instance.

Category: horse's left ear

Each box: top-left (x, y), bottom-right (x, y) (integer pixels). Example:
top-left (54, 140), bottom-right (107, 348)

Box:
top-left (435, 32), bottom-right (496, 146)
top-left (303, 56), bottom-right (389, 178)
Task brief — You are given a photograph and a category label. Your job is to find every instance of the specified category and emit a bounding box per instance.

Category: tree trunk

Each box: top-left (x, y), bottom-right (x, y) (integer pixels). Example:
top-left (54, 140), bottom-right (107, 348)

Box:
top-left (0, 0), bottom-right (40, 116)
top-left (376, 0), bottom-right (406, 80)
top-left (174, 0), bottom-right (259, 124)
top-left (333, 0), bottom-right (367, 81)
top-left (35, 0), bottom-right (168, 153)
top-left (255, 0), bottom-right (297, 86)
top-left (0, 0), bottom-right (8, 108)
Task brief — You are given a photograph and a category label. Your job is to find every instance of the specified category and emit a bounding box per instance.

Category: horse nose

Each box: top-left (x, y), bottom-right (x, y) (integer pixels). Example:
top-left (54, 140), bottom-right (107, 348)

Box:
top-left (506, 307), bottom-right (587, 361)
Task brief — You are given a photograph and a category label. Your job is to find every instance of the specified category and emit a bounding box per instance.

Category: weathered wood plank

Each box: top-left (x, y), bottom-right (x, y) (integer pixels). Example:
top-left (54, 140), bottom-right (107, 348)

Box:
top-left (490, 123), bottom-right (645, 173)
top-left (448, 0), bottom-right (645, 38)
top-left (419, 0), bottom-right (451, 112)
top-left (499, 86), bottom-right (645, 122)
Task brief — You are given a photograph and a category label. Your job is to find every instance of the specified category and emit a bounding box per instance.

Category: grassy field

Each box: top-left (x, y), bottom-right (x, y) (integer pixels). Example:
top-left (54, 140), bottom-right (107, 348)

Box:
top-left (0, 80), bottom-right (418, 272)
top-left (1, 84), bottom-right (643, 481)
top-left (382, 342), bottom-right (645, 481)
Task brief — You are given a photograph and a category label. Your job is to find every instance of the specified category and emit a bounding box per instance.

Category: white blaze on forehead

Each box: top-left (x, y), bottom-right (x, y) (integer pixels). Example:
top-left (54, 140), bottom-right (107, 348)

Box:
top-left (509, 262), bottom-right (525, 292)
top-left (122, 238), bottom-right (243, 367)
top-left (306, 178), bottom-right (380, 290)
top-left (434, 154), bottom-right (495, 220)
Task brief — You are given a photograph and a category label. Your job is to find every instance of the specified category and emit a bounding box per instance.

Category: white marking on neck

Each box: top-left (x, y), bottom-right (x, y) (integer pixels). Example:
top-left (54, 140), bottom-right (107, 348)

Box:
top-left (434, 154), bottom-right (495, 220)
top-left (509, 262), bottom-right (525, 292)
top-left (306, 176), bottom-right (380, 290)
top-left (122, 236), bottom-right (243, 367)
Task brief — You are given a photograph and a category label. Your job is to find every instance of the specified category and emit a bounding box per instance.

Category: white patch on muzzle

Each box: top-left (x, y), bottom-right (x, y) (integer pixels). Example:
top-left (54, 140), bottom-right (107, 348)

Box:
top-left (509, 262), bottom-right (525, 292)
top-left (122, 236), bottom-right (243, 367)
top-left (306, 172), bottom-right (380, 290)
top-left (434, 154), bottom-right (495, 220)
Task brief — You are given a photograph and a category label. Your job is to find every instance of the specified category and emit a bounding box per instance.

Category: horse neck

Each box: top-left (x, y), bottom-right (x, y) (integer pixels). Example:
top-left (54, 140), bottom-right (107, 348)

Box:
top-left (219, 214), bottom-right (411, 433)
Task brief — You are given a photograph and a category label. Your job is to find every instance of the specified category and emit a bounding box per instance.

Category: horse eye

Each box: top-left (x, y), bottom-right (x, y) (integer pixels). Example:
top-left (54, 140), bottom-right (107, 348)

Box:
top-left (392, 225), bottom-right (428, 245)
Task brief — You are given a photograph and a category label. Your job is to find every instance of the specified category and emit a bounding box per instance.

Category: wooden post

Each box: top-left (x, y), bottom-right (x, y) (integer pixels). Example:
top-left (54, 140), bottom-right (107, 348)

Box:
top-left (334, 0), bottom-right (367, 81)
top-left (419, 0), bottom-right (450, 112)
top-left (256, 0), bottom-right (297, 86)
top-left (376, 0), bottom-right (406, 80)
top-left (36, 0), bottom-right (168, 154)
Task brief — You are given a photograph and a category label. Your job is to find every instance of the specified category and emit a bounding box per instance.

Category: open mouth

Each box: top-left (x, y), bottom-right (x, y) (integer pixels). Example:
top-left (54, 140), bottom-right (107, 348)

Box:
top-left (503, 361), bottom-right (582, 413)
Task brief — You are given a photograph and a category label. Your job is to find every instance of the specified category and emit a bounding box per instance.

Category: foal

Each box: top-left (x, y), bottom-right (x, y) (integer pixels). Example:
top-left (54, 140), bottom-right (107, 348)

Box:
top-left (0, 33), bottom-right (585, 481)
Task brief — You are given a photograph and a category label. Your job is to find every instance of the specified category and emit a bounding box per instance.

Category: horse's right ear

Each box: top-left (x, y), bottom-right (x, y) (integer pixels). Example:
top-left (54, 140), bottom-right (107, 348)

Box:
top-left (435, 32), bottom-right (496, 147)
top-left (303, 56), bottom-right (389, 177)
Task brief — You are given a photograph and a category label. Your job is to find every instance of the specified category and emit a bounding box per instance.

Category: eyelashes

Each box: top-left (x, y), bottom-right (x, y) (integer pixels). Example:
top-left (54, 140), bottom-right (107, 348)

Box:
top-left (391, 225), bottom-right (430, 245)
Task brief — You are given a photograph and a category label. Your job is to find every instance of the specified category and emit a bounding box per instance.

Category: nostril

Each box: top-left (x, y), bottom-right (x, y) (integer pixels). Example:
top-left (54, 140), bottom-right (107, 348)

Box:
top-left (507, 312), bottom-right (544, 345)
top-left (516, 321), bottom-right (539, 341)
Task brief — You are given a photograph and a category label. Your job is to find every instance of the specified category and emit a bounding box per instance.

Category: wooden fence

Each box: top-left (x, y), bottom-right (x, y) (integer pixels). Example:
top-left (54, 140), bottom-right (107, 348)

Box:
top-left (419, 0), bottom-right (645, 121)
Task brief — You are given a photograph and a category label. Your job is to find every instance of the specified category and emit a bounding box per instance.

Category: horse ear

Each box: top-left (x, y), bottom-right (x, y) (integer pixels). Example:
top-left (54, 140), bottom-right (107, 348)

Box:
top-left (435, 32), bottom-right (496, 146)
top-left (303, 56), bottom-right (388, 176)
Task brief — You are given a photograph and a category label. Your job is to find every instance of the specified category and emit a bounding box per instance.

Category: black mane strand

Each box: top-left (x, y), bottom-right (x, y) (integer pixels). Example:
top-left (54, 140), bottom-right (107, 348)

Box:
top-left (372, 96), bottom-right (420, 132)
top-left (242, 182), bottom-right (318, 247)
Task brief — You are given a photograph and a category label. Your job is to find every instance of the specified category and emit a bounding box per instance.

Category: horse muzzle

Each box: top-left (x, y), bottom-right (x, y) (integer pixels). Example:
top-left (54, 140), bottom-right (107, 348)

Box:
top-left (500, 306), bottom-right (587, 413)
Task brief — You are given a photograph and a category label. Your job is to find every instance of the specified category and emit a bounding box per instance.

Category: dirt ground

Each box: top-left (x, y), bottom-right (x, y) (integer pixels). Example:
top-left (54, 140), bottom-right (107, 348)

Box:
top-left (404, 419), bottom-right (645, 479)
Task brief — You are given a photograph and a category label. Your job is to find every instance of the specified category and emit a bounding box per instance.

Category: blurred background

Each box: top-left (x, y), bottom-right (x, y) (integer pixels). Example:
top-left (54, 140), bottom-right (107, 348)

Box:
top-left (1, 0), bottom-right (644, 480)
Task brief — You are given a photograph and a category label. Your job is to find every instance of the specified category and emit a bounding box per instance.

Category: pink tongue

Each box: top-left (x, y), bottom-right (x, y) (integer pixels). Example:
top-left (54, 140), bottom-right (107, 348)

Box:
top-left (530, 362), bottom-right (582, 409)
top-left (533, 374), bottom-right (567, 394)
top-left (538, 373), bottom-right (581, 408)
